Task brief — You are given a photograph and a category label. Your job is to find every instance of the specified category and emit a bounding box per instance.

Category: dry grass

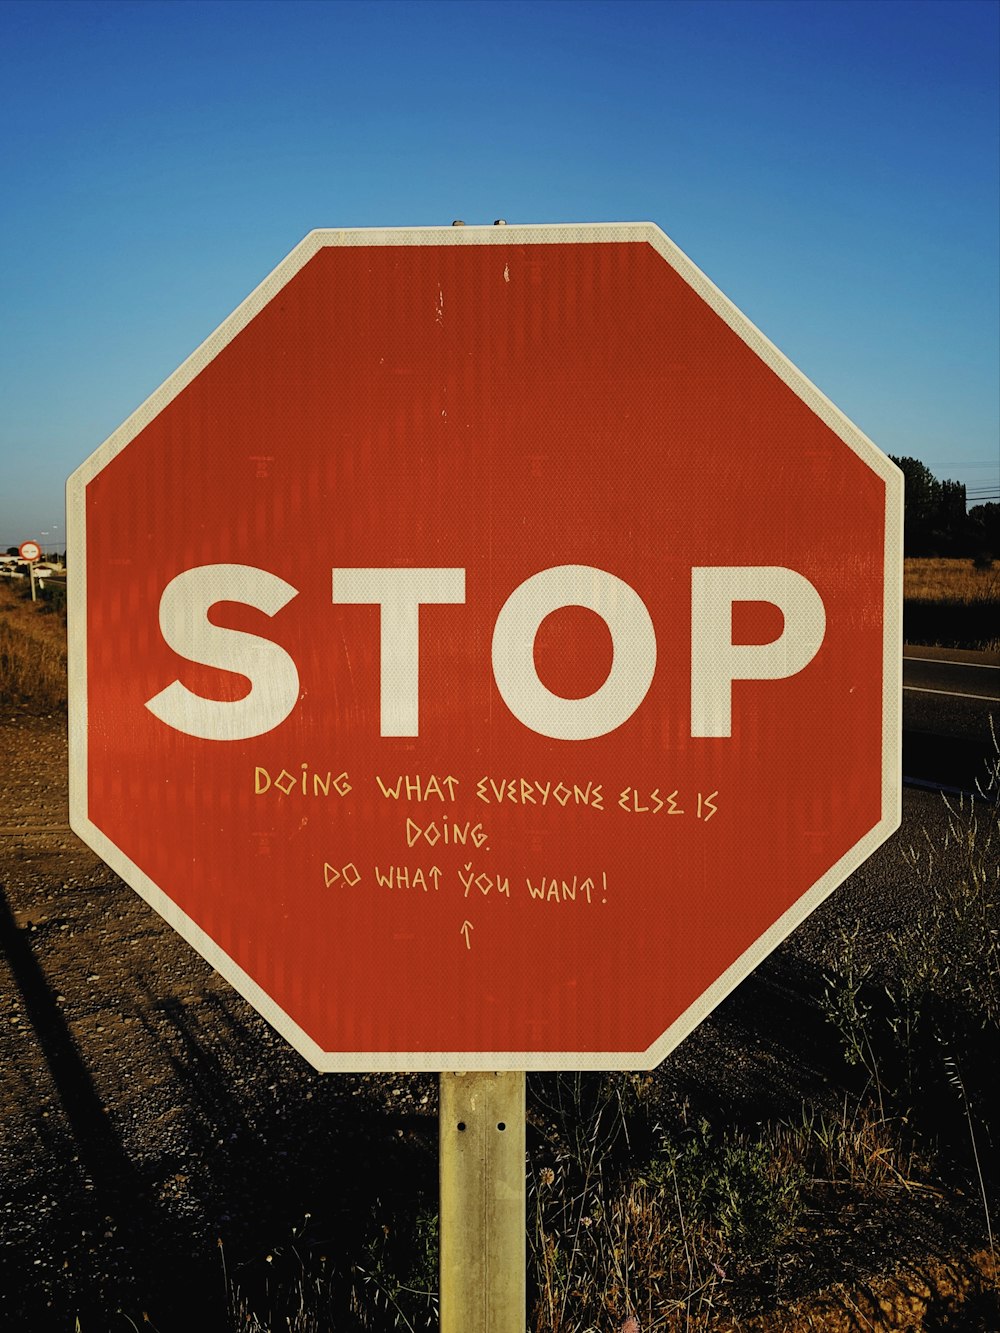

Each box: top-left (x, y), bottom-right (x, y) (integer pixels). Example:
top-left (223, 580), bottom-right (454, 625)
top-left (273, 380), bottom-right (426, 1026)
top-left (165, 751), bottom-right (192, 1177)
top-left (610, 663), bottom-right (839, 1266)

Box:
top-left (0, 581), bottom-right (67, 711)
top-left (904, 557), bottom-right (999, 604)
top-left (903, 558), bottom-right (999, 650)
top-left (526, 1095), bottom-right (951, 1333)
top-left (789, 1099), bottom-right (932, 1196)
top-left (527, 1076), bottom-right (814, 1332)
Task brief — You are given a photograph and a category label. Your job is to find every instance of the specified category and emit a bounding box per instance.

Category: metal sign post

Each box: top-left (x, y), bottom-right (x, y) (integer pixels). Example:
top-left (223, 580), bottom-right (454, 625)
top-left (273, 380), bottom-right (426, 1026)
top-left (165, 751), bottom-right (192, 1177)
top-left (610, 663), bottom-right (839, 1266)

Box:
top-left (440, 1072), bottom-right (526, 1332)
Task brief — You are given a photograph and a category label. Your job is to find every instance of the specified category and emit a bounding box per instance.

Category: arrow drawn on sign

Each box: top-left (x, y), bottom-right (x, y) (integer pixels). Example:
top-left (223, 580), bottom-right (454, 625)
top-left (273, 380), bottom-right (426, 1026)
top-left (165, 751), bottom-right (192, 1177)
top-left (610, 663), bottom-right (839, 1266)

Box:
top-left (460, 920), bottom-right (474, 950)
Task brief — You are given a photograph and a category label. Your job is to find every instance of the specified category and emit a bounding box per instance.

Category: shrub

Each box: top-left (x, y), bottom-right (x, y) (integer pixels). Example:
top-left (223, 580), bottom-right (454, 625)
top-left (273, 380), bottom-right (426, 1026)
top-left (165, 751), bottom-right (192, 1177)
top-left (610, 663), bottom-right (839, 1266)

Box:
top-left (0, 582), bottom-right (67, 711)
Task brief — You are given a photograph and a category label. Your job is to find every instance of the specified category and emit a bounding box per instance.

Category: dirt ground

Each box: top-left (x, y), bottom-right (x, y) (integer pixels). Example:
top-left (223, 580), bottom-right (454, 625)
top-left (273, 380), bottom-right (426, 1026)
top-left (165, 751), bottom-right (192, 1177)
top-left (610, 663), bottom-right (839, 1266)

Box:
top-left (1, 711), bottom-right (444, 1328)
top-left (1, 709), bottom-right (996, 1330)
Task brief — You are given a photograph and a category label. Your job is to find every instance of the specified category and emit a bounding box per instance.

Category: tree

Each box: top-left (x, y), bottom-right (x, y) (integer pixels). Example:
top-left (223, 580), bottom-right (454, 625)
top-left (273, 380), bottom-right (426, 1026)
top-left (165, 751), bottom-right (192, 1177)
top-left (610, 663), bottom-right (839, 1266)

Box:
top-left (968, 502), bottom-right (999, 558)
top-left (889, 456), bottom-right (970, 556)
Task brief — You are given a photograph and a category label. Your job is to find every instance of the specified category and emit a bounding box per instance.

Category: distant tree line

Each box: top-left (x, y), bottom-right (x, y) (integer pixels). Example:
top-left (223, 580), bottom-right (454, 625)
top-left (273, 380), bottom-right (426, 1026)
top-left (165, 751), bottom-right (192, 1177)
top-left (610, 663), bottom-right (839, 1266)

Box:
top-left (889, 456), bottom-right (998, 559)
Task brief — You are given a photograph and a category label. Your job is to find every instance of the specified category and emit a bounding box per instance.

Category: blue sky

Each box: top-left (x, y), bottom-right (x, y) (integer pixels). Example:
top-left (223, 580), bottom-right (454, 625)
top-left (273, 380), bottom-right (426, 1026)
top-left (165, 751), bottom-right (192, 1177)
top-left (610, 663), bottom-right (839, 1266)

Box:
top-left (1, 0), bottom-right (997, 550)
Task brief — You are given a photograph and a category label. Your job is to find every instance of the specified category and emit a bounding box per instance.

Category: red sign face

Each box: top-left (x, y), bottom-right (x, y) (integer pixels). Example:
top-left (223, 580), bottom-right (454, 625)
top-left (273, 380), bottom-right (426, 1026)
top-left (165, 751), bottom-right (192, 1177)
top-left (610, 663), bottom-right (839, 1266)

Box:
top-left (20, 540), bottom-right (41, 561)
top-left (67, 224), bottom-right (902, 1071)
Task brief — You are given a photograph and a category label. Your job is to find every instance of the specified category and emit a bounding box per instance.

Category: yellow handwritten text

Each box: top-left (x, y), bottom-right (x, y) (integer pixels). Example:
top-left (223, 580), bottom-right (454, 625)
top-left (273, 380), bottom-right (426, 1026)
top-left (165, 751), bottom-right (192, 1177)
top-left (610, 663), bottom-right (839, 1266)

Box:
top-left (618, 787), bottom-right (718, 820)
top-left (475, 777), bottom-right (604, 809)
top-left (458, 862), bottom-right (511, 897)
top-left (376, 774), bottom-right (460, 801)
top-left (255, 764), bottom-right (351, 797)
top-left (526, 872), bottom-right (609, 904)
top-left (373, 864), bottom-right (442, 891)
top-left (406, 817), bottom-right (489, 849)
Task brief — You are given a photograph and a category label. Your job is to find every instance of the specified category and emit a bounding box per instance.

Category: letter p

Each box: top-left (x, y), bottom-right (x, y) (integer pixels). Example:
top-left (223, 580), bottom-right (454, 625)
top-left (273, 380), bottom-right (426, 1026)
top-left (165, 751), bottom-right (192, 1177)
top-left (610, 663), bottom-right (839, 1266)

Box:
top-left (691, 567), bottom-right (826, 738)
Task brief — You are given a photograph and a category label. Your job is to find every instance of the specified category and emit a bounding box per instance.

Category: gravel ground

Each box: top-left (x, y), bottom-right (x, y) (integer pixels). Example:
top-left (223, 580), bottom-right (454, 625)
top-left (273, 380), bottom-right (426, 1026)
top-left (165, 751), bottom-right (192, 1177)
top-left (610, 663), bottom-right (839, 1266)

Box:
top-left (1, 712), bottom-right (995, 1330)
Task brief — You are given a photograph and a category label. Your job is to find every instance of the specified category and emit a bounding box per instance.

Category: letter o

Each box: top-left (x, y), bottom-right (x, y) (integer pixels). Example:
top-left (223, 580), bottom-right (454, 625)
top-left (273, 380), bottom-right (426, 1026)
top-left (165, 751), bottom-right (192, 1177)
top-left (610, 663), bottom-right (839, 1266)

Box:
top-left (491, 565), bottom-right (656, 740)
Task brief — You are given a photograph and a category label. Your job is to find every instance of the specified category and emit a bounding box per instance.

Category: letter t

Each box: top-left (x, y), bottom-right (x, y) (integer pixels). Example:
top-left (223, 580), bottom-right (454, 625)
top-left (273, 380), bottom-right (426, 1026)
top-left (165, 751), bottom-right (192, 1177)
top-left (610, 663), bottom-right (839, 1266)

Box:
top-left (332, 569), bottom-right (466, 736)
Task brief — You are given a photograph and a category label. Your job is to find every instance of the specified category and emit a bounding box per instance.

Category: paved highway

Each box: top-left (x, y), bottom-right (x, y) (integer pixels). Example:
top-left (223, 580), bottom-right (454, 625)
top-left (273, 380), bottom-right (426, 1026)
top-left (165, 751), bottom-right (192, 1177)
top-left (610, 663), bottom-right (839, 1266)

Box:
top-left (902, 648), bottom-right (998, 794)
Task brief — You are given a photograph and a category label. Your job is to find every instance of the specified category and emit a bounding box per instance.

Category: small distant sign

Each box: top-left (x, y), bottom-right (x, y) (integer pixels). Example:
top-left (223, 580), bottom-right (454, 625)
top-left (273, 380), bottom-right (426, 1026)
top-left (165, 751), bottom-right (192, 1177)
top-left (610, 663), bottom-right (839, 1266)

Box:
top-left (19, 540), bottom-right (41, 562)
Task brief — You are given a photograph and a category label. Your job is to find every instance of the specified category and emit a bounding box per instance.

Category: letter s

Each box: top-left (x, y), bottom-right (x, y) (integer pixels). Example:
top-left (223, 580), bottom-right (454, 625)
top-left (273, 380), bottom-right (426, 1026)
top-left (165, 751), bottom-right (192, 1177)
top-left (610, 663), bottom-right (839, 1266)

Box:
top-left (145, 564), bottom-right (299, 741)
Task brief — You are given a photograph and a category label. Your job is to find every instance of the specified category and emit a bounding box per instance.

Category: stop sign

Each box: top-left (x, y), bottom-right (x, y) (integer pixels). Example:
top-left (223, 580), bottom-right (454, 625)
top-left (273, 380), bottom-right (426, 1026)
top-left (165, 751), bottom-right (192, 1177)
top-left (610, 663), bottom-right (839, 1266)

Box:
top-left (67, 223), bottom-right (902, 1071)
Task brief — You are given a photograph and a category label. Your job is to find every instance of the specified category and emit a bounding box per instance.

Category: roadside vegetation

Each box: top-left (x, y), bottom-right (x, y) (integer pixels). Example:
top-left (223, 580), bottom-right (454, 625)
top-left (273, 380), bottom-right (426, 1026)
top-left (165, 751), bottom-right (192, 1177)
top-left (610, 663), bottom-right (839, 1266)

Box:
top-left (904, 557), bottom-right (1000, 603)
top-left (890, 455), bottom-right (998, 650)
top-left (0, 578), bottom-right (66, 712)
top-left (903, 557), bottom-right (999, 651)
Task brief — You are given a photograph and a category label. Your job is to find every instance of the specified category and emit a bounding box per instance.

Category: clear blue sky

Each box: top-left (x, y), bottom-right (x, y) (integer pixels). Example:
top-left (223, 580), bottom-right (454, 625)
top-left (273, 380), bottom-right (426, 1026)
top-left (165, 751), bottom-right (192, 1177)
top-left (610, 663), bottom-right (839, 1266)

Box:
top-left (1, 0), bottom-right (997, 551)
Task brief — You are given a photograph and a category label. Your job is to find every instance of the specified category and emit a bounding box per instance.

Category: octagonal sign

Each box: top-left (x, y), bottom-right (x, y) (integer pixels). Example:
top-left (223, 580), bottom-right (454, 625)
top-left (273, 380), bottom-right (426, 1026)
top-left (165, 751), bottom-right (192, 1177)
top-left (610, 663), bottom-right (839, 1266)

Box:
top-left (68, 223), bottom-right (902, 1071)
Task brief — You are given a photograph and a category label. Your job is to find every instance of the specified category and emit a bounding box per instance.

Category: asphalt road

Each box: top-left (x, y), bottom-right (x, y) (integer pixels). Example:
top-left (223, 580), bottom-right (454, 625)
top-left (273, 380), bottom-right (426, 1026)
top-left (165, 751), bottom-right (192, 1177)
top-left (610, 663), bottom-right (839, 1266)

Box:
top-left (902, 647), bottom-right (999, 794)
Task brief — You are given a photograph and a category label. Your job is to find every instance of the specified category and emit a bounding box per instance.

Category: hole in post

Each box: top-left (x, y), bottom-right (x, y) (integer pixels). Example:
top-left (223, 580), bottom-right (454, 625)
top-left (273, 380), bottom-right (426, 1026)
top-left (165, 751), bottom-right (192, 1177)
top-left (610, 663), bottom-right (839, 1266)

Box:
top-left (497, 1122), bottom-right (506, 1131)
top-left (457, 1122), bottom-right (466, 1132)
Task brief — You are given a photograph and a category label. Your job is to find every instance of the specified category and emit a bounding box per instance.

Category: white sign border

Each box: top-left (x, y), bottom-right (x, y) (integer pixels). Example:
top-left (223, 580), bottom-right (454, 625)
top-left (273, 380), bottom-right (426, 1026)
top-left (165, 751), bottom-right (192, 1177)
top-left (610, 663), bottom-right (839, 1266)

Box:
top-left (67, 222), bottom-right (903, 1073)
